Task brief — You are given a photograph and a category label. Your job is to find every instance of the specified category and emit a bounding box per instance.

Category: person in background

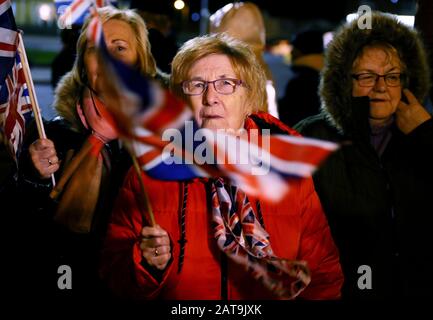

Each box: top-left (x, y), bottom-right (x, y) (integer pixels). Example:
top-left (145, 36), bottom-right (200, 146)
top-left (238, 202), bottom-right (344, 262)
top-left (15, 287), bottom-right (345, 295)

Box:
top-left (278, 29), bottom-right (325, 127)
top-left (51, 24), bottom-right (81, 89)
top-left (263, 37), bottom-right (294, 101)
top-left (295, 12), bottom-right (432, 299)
top-left (129, 0), bottom-right (178, 74)
top-left (209, 2), bottom-right (279, 118)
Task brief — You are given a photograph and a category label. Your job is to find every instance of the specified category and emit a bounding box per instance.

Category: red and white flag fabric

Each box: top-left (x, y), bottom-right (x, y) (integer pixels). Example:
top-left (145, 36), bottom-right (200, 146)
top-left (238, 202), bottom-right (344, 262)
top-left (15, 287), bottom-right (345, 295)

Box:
top-left (55, 0), bottom-right (116, 28)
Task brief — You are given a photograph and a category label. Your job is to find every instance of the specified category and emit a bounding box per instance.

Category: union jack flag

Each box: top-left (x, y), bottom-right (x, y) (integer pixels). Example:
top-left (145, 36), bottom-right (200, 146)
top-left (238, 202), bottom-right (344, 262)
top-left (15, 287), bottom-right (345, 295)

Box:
top-left (87, 14), bottom-right (338, 201)
top-left (0, 0), bottom-right (16, 81)
top-left (55, 0), bottom-right (117, 28)
top-left (0, 0), bottom-right (32, 161)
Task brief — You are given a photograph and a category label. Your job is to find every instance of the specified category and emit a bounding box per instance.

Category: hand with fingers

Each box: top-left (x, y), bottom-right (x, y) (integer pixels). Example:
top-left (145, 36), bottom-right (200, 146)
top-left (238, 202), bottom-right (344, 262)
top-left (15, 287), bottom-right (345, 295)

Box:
top-left (29, 138), bottom-right (60, 179)
top-left (396, 88), bottom-right (432, 134)
top-left (139, 224), bottom-right (172, 271)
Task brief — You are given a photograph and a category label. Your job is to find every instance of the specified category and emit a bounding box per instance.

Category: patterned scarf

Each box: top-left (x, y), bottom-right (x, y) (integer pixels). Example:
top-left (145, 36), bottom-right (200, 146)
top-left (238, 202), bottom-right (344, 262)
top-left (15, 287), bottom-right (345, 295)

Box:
top-left (211, 178), bottom-right (311, 299)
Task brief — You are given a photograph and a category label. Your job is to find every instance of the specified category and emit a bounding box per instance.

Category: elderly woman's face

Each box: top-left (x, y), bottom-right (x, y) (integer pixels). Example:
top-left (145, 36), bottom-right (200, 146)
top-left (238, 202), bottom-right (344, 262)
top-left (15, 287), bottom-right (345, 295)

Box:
top-left (352, 47), bottom-right (403, 125)
top-left (84, 19), bottom-right (138, 96)
top-left (186, 54), bottom-right (250, 132)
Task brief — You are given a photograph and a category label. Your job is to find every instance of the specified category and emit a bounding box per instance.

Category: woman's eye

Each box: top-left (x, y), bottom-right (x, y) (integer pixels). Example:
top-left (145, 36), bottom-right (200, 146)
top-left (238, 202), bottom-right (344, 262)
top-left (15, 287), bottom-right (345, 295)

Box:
top-left (222, 80), bottom-right (234, 86)
top-left (114, 46), bottom-right (126, 53)
top-left (109, 45), bottom-right (127, 55)
top-left (193, 82), bottom-right (205, 88)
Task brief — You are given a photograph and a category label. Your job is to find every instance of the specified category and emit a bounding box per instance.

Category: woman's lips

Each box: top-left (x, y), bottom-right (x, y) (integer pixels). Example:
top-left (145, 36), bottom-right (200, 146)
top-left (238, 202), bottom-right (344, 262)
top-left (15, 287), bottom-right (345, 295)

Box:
top-left (202, 115), bottom-right (223, 119)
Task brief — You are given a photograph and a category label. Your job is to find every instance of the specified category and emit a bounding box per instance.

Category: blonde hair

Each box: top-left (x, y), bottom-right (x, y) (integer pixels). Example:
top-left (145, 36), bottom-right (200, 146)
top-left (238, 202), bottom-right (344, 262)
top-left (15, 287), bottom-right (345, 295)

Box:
top-left (53, 7), bottom-right (158, 131)
top-left (170, 33), bottom-right (267, 113)
top-left (74, 6), bottom-right (157, 88)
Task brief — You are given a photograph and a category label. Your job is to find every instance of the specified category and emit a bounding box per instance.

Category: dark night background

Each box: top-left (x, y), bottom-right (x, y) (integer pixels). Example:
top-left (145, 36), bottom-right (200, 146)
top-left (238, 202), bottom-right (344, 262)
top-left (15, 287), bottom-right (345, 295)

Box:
top-left (128, 0), bottom-right (418, 40)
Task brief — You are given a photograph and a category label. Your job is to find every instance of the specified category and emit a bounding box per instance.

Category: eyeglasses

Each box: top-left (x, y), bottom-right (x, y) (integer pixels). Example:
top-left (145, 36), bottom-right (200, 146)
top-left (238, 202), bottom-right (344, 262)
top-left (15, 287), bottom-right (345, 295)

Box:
top-left (351, 72), bottom-right (404, 87)
top-left (181, 78), bottom-right (245, 96)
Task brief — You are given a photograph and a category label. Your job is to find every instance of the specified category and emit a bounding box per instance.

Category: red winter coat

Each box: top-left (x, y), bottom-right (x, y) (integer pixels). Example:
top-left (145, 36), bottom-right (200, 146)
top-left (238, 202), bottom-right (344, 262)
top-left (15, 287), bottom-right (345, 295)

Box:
top-left (100, 113), bottom-right (343, 300)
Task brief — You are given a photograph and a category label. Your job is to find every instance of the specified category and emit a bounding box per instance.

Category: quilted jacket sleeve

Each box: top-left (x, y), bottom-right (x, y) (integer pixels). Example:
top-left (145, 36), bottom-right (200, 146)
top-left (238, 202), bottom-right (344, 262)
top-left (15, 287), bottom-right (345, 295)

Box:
top-left (99, 168), bottom-right (175, 301)
top-left (297, 177), bottom-right (344, 299)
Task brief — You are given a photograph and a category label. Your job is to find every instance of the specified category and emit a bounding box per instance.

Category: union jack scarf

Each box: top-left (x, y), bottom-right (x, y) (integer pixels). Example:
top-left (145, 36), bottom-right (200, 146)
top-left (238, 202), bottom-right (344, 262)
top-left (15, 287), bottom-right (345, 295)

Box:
top-left (211, 178), bottom-right (311, 299)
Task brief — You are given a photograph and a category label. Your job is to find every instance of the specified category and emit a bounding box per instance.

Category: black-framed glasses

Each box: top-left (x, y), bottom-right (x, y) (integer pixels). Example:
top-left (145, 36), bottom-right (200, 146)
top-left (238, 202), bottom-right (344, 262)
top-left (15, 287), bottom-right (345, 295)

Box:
top-left (181, 78), bottom-right (245, 96)
top-left (351, 72), bottom-right (404, 87)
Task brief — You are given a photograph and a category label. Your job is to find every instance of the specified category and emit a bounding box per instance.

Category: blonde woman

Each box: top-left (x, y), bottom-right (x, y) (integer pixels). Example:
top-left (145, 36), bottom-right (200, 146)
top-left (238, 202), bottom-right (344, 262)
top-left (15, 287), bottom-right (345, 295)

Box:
top-left (19, 6), bottom-right (165, 302)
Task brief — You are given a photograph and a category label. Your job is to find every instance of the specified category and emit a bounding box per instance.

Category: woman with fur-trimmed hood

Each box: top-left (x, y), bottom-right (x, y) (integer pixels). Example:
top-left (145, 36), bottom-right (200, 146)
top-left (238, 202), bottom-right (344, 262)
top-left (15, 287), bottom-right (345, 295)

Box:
top-left (18, 6), bottom-right (165, 302)
top-left (295, 12), bottom-right (433, 299)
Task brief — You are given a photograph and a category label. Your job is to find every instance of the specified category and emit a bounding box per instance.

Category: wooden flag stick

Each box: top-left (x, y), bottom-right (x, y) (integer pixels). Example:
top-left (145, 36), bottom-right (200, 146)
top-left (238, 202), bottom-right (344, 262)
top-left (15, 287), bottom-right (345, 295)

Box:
top-left (17, 31), bottom-right (56, 186)
top-left (119, 136), bottom-right (156, 227)
top-left (131, 154), bottom-right (156, 227)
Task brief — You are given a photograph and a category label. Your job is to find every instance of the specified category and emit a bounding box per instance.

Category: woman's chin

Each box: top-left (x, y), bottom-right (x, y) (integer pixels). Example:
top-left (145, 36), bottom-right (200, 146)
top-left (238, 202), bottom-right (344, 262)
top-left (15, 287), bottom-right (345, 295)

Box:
top-left (369, 103), bottom-right (396, 117)
top-left (369, 114), bottom-right (394, 125)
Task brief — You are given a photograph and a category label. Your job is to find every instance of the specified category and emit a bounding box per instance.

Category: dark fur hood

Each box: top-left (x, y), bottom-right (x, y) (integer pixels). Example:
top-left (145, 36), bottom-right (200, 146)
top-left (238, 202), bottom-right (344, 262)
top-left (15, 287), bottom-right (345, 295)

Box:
top-left (320, 12), bottom-right (431, 135)
top-left (52, 71), bottom-right (84, 132)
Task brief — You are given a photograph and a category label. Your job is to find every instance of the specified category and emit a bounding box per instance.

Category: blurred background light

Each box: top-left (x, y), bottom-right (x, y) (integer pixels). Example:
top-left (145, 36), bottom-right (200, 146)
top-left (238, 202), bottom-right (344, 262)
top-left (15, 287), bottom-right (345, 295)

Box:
top-left (191, 12), bottom-right (200, 22)
top-left (39, 3), bottom-right (52, 21)
top-left (174, 0), bottom-right (185, 10)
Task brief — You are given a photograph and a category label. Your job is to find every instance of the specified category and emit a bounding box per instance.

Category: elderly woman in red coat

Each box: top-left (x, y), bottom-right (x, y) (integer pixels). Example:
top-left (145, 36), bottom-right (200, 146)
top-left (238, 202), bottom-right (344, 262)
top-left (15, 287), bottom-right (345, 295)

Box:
top-left (100, 33), bottom-right (343, 300)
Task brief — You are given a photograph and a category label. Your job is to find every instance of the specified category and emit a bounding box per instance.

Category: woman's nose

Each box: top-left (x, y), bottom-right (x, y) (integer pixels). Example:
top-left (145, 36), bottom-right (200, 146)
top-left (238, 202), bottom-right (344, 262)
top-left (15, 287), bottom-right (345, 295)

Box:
top-left (373, 76), bottom-right (387, 91)
top-left (202, 83), bottom-right (219, 106)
